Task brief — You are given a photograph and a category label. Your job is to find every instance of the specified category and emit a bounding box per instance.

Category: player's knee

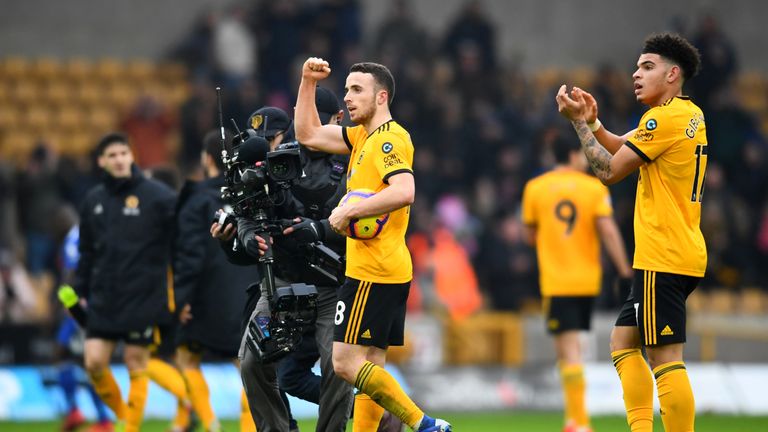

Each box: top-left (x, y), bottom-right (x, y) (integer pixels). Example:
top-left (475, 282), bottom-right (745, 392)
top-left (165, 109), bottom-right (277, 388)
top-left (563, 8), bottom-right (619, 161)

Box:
top-left (332, 356), bottom-right (355, 383)
top-left (610, 326), bottom-right (640, 353)
top-left (84, 358), bottom-right (108, 378)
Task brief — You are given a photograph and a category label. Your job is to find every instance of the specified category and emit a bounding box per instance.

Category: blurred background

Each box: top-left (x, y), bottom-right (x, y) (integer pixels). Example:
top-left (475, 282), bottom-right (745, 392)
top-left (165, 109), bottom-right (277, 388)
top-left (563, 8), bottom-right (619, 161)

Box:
top-left (1, 0), bottom-right (768, 428)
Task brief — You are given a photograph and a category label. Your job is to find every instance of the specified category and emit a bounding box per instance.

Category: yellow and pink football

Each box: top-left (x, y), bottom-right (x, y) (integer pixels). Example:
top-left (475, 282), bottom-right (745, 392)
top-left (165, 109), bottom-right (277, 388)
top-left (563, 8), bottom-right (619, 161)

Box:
top-left (338, 189), bottom-right (390, 240)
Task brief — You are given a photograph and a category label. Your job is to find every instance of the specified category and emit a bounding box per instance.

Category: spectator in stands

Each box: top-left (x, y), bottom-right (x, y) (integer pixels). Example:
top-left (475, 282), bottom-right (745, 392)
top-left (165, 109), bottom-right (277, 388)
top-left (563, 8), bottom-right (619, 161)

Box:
top-left (121, 95), bottom-right (176, 168)
top-left (691, 13), bottom-right (738, 113)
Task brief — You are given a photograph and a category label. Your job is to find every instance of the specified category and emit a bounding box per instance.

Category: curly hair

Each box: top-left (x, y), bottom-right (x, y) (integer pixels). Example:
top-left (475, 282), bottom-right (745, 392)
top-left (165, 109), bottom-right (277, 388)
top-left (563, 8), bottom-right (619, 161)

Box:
top-left (642, 33), bottom-right (702, 82)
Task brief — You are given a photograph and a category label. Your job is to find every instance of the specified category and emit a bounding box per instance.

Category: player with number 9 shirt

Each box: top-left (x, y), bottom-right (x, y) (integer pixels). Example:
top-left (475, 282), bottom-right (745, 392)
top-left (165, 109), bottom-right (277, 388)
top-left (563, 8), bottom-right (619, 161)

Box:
top-left (522, 135), bottom-right (633, 432)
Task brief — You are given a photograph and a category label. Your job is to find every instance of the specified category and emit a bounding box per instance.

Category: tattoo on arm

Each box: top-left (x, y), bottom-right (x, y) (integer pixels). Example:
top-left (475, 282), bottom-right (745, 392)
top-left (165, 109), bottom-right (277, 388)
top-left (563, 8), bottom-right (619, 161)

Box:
top-left (573, 119), bottom-right (613, 182)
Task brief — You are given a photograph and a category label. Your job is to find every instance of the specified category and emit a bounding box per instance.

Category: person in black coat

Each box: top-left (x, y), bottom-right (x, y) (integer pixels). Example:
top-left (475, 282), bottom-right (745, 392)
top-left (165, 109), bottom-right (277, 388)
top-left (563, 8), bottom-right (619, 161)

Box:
top-left (172, 130), bottom-right (261, 431)
top-left (74, 133), bottom-right (176, 432)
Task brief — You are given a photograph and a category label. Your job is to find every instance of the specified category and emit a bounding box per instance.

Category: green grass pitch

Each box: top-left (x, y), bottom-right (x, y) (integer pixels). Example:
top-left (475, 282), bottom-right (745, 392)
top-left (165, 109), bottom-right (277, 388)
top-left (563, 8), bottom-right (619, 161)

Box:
top-left (2, 412), bottom-right (767, 431)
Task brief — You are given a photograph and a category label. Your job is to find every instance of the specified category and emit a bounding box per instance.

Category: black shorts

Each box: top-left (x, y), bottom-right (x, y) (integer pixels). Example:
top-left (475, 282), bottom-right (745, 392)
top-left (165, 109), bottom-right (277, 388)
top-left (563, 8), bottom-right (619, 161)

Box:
top-left (333, 277), bottom-right (410, 349)
top-left (615, 270), bottom-right (699, 346)
top-left (86, 326), bottom-right (158, 346)
top-left (543, 296), bottom-right (595, 334)
top-left (177, 340), bottom-right (238, 360)
top-left (152, 323), bottom-right (178, 356)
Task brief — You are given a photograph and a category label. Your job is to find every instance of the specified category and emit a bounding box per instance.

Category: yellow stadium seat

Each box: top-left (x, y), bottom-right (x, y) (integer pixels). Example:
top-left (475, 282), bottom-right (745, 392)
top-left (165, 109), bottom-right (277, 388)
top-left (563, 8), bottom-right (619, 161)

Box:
top-left (166, 83), bottom-right (190, 106)
top-left (34, 57), bottom-right (63, 82)
top-left (126, 59), bottom-right (156, 84)
top-left (44, 81), bottom-right (75, 107)
top-left (707, 289), bottom-right (735, 314)
top-left (568, 67), bottom-right (596, 89)
top-left (54, 107), bottom-right (86, 133)
top-left (444, 312), bottom-right (524, 366)
top-left (87, 106), bottom-right (119, 134)
top-left (23, 106), bottom-right (52, 130)
top-left (533, 67), bottom-right (562, 93)
top-left (75, 82), bottom-right (104, 106)
top-left (11, 80), bottom-right (41, 106)
top-left (157, 62), bottom-right (188, 84)
top-left (738, 288), bottom-right (766, 315)
top-left (1, 57), bottom-right (31, 80)
top-left (58, 131), bottom-right (97, 157)
top-left (94, 58), bottom-right (124, 83)
top-left (0, 131), bottom-right (37, 163)
top-left (64, 58), bottom-right (93, 83)
top-left (106, 83), bottom-right (138, 112)
top-left (0, 105), bottom-right (20, 130)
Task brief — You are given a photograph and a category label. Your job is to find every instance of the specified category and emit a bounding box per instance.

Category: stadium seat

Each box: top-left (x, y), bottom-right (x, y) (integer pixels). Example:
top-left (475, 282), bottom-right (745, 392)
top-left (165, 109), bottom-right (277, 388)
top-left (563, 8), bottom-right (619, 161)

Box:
top-left (63, 58), bottom-right (94, 83)
top-left (34, 57), bottom-right (63, 81)
top-left (738, 287), bottom-right (766, 315)
top-left (94, 58), bottom-right (124, 83)
top-left (75, 82), bottom-right (104, 106)
top-left (444, 312), bottom-right (524, 366)
top-left (126, 59), bottom-right (156, 84)
top-left (157, 61), bottom-right (188, 84)
top-left (106, 82), bottom-right (139, 112)
top-left (87, 106), bottom-right (119, 134)
top-left (23, 105), bottom-right (51, 130)
top-left (707, 289), bottom-right (736, 314)
top-left (1, 57), bottom-right (31, 81)
top-left (54, 107), bottom-right (86, 133)
top-left (11, 80), bottom-right (41, 106)
top-left (44, 81), bottom-right (75, 107)
top-left (0, 105), bottom-right (20, 130)
top-left (0, 131), bottom-right (37, 163)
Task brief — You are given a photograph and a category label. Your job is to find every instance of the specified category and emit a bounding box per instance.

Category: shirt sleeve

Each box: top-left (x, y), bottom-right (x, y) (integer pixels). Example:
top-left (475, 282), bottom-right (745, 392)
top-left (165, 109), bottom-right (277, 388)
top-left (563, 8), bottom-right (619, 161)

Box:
top-left (595, 184), bottom-right (614, 217)
top-left (342, 125), bottom-right (367, 151)
top-left (521, 181), bottom-right (537, 225)
top-left (372, 132), bottom-right (413, 184)
top-left (625, 107), bottom-right (676, 162)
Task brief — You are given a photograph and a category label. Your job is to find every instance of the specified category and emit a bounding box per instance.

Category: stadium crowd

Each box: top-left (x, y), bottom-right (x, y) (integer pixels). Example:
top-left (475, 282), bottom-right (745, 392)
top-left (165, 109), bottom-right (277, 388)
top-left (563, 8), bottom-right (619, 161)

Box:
top-left (1, 0), bottom-right (766, 335)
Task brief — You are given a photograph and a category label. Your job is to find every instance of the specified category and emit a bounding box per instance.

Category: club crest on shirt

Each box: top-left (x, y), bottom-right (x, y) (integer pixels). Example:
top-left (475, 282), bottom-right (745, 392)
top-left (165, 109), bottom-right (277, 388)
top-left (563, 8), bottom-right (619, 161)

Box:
top-left (251, 114), bottom-right (263, 130)
top-left (123, 195), bottom-right (140, 216)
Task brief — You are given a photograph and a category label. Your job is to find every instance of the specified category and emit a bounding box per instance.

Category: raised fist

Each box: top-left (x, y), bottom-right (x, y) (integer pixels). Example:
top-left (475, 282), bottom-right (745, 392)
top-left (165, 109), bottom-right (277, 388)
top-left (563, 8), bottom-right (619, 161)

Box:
top-left (302, 57), bottom-right (331, 81)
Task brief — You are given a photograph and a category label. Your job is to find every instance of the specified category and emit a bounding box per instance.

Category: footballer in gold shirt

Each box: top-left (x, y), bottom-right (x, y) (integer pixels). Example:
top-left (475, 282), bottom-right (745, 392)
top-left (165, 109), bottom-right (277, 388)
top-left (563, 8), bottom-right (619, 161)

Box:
top-left (294, 58), bottom-right (452, 431)
top-left (342, 121), bottom-right (414, 284)
top-left (557, 33), bottom-right (705, 432)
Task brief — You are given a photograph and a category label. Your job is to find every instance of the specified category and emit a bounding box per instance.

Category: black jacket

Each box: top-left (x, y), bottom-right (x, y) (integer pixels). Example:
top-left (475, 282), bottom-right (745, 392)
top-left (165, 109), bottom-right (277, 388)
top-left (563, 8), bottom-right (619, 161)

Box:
top-left (173, 175), bottom-right (260, 353)
top-left (74, 166), bottom-right (176, 333)
top-left (228, 146), bottom-right (348, 285)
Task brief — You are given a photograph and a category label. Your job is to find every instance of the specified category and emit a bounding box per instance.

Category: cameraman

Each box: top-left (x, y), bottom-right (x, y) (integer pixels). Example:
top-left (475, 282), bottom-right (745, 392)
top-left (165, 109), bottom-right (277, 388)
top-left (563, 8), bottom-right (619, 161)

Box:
top-left (217, 88), bottom-right (354, 432)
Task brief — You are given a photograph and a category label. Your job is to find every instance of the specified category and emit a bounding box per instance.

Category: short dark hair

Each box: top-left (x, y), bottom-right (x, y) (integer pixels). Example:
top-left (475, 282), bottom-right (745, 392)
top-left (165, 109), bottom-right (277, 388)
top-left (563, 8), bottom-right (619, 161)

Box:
top-left (203, 129), bottom-right (231, 172)
top-left (642, 33), bottom-right (701, 82)
top-left (95, 132), bottom-right (129, 156)
top-left (552, 135), bottom-right (581, 164)
top-left (350, 62), bottom-right (396, 105)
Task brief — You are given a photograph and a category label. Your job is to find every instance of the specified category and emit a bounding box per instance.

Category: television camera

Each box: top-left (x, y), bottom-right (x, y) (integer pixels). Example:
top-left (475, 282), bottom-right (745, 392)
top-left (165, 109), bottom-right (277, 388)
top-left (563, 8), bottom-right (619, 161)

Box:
top-left (216, 92), bottom-right (342, 363)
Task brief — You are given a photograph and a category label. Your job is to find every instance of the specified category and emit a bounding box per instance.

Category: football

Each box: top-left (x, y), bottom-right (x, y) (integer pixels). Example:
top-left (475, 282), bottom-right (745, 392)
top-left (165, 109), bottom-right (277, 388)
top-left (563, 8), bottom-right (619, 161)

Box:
top-left (338, 189), bottom-right (390, 240)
